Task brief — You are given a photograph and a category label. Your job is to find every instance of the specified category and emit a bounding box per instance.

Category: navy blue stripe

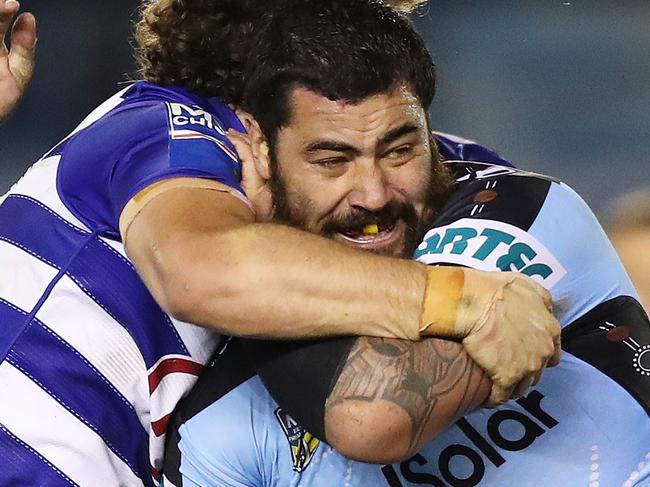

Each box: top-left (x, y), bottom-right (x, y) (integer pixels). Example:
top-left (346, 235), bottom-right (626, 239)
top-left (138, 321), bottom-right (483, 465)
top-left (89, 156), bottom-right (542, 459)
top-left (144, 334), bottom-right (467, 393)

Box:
top-left (0, 298), bottom-right (29, 363)
top-left (0, 195), bottom-right (189, 366)
top-left (0, 300), bottom-right (152, 485)
top-left (0, 422), bottom-right (79, 486)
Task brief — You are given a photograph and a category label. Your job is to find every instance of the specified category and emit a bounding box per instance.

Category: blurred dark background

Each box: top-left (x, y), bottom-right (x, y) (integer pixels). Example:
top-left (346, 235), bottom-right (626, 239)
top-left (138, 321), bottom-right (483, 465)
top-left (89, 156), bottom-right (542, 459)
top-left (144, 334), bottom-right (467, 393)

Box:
top-left (1, 0), bottom-right (648, 215)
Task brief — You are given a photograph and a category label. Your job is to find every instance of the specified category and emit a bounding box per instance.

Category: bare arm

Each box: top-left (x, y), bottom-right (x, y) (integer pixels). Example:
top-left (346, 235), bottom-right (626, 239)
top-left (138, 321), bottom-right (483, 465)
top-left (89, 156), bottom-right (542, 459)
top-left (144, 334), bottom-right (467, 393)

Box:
top-left (324, 336), bottom-right (490, 463)
top-left (124, 178), bottom-right (559, 401)
top-left (125, 183), bottom-right (427, 341)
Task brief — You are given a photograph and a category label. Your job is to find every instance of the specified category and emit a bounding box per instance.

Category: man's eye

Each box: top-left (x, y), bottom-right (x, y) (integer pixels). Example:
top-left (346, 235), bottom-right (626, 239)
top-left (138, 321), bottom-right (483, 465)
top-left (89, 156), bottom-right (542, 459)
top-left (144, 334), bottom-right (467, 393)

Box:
top-left (314, 157), bottom-right (348, 168)
top-left (388, 145), bottom-right (412, 157)
top-left (384, 145), bottom-right (414, 163)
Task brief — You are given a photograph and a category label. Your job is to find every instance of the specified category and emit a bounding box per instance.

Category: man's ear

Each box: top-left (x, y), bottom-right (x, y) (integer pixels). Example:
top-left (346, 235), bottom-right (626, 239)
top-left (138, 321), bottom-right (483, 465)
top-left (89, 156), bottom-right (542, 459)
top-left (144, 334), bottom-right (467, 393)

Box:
top-left (236, 110), bottom-right (272, 181)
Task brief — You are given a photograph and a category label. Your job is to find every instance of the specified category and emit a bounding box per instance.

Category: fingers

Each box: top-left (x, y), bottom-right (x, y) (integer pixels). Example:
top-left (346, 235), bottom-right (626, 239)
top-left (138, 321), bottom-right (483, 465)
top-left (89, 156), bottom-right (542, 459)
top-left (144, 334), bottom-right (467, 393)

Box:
top-left (227, 129), bottom-right (254, 163)
top-left (1, 0), bottom-right (19, 55)
top-left (547, 333), bottom-right (562, 367)
top-left (484, 384), bottom-right (514, 408)
top-left (511, 373), bottom-right (537, 399)
top-left (11, 10), bottom-right (36, 55)
top-left (8, 12), bottom-right (35, 90)
top-left (1, 1), bottom-right (20, 32)
top-left (518, 272), bottom-right (553, 312)
top-left (485, 367), bottom-right (545, 408)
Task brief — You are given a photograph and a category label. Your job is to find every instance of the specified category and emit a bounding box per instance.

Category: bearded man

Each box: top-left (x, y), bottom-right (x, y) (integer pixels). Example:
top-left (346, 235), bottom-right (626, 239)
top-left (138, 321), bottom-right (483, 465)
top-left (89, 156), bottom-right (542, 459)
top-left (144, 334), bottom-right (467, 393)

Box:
top-left (0, 0), bottom-right (559, 485)
top-left (163, 1), bottom-right (650, 485)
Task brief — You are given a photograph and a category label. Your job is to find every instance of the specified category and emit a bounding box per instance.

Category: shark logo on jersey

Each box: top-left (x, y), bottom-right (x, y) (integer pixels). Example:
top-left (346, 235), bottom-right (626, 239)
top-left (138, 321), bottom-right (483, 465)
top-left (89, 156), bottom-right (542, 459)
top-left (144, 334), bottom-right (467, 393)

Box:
top-left (166, 102), bottom-right (238, 162)
top-left (415, 218), bottom-right (566, 288)
top-left (275, 408), bottom-right (320, 473)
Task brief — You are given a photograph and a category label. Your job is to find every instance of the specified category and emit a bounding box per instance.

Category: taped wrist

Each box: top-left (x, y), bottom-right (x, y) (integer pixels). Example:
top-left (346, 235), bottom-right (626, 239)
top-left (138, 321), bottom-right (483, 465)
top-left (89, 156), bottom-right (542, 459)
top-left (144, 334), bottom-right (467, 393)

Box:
top-left (418, 266), bottom-right (466, 337)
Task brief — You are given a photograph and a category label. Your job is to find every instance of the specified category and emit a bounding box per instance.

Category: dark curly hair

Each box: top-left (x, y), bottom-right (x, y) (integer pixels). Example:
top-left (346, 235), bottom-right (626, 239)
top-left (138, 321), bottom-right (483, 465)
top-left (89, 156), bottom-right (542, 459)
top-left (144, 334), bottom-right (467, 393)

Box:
top-left (135, 0), bottom-right (274, 105)
top-left (242, 0), bottom-right (436, 148)
top-left (135, 0), bottom-right (429, 105)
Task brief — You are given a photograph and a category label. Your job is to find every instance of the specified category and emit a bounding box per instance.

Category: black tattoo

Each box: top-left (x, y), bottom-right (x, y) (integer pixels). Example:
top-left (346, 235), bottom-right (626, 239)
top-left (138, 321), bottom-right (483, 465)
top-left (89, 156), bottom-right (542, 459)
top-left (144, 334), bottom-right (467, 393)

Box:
top-left (325, 337), bottom-right (487, 454)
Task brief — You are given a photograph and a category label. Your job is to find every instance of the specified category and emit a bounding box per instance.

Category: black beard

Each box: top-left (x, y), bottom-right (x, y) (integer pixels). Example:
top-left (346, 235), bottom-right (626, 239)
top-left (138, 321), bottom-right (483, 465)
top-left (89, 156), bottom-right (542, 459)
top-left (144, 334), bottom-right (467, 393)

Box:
top-left (269, 150), bottom-right (455, 258)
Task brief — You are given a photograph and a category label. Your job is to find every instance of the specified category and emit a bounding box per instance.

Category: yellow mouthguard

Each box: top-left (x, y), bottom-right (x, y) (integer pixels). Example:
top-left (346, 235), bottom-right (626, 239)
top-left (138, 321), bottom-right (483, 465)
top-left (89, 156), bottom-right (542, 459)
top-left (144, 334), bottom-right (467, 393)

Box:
top-left (363, 224), bottom-right (379, 235)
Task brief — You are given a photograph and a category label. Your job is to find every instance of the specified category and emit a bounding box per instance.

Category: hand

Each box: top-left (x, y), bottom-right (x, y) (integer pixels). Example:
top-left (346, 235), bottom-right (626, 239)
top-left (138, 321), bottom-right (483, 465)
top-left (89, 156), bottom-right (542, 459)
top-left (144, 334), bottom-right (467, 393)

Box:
top-left (458, 270), bottom-right (561, 407)
top-left (0, 0), bottom-right (36, 122)
top-left (227, 111), bottom-right (273, 222)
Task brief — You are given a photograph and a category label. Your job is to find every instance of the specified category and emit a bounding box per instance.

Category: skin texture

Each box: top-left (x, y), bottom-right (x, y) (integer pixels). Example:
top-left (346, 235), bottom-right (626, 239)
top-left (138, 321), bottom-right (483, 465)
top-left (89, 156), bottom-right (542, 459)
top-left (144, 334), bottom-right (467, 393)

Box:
top-left (0, 0), bottom-right (36, 122)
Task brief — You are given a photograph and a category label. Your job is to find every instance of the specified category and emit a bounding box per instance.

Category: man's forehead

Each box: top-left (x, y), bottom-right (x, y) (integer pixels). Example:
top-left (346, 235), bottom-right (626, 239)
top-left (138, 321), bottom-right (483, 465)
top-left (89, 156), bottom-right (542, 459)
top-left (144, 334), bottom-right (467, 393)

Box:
top-left (287, 85), bottom-right (427, 132)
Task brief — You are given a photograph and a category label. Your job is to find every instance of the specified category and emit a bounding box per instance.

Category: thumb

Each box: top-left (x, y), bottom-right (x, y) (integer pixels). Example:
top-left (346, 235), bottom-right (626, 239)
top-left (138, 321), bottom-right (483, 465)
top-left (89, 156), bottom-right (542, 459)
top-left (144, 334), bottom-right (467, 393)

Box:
top-left (9, 12), bottom-right (36, 90)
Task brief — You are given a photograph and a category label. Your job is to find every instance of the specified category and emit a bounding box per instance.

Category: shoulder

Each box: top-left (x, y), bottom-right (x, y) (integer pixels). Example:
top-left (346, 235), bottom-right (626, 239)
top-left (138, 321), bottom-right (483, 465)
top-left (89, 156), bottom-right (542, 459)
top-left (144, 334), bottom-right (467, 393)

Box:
top-left (56, 82), bottom-right (245, 235)
top-left (433, 161), bottom-right (558, 229)
top-left (57, 81), bottom-right (243, 158)
top-left (417, 162), bottom-right (636, 324)
top-left (433, 132), bottom-right (515, 167)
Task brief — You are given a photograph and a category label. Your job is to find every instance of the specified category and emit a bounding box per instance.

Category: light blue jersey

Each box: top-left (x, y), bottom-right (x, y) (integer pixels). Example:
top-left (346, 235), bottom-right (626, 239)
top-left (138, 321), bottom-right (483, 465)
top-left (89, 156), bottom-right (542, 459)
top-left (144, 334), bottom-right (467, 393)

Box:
top-left (165, 163), bottom-right (650, 487)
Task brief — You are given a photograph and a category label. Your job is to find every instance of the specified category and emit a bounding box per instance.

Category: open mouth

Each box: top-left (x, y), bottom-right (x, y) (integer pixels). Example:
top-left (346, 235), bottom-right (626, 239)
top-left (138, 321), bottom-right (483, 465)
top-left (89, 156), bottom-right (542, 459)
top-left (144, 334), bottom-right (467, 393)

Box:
top-left (337, 219), bottom-right (401, 245)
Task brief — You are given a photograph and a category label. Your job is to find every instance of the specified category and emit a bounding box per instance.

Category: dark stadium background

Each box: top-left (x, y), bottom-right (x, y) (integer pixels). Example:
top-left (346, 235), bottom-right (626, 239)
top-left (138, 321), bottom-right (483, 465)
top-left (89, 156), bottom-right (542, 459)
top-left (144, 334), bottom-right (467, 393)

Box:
top-left (1, 0), bottom-right (648, 216)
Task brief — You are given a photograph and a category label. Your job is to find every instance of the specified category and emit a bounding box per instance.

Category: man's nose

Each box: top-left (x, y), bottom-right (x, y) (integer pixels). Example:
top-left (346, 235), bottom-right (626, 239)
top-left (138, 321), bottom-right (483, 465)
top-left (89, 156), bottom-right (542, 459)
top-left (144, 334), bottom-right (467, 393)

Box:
top-left (347, 162), bottom-right (392, 211)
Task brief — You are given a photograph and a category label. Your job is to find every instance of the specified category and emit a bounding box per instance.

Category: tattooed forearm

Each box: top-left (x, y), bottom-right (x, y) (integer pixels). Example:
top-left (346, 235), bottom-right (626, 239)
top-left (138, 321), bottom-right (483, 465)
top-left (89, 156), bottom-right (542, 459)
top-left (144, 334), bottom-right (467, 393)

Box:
top-left (325, 337), bottom-right (490, 455)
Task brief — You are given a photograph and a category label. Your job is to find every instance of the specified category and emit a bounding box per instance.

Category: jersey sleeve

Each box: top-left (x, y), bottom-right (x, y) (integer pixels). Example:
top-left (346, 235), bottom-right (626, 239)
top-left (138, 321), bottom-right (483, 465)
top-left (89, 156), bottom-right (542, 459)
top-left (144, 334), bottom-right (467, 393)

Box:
top-left (57, 99), bottom-right (245, 238)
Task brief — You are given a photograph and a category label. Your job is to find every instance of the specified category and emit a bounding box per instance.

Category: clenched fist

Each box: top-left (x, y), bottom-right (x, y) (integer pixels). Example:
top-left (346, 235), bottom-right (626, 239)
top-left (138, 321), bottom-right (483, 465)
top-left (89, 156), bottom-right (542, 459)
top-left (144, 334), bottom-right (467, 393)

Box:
top-left (420, 267), bottom-right (561, 406)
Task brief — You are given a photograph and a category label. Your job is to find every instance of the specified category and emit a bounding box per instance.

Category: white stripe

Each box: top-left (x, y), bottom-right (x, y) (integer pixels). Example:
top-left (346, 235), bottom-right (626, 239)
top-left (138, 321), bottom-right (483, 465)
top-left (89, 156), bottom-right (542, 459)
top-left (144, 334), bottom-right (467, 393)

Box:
top-left (7, 155), bottom-right (91, 232)
top-left (0, 240), bottom-right (58, 313)
top-left (0, 361), bottom-right (143, 486)
top-left (35, 275), bottom-right (150, 430)
top-left (148, 372), bottom-right (202, 471)
top-left (168, 316), bottom-right (221, 363)
top-left (150, 372), bottom-right (199, 425)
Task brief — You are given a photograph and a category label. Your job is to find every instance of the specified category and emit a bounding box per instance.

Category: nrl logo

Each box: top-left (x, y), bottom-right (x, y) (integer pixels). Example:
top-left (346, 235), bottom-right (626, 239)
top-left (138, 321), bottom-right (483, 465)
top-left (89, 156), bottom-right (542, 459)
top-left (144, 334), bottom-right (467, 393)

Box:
top-left (274, 408), bottom-right (320, 473)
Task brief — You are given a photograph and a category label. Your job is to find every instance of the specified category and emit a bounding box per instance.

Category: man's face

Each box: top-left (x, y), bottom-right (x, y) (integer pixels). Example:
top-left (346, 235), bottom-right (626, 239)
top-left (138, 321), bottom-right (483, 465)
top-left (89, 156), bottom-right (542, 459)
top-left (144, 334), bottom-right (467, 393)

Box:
top-left (269, 85), bottom-right (453, 258)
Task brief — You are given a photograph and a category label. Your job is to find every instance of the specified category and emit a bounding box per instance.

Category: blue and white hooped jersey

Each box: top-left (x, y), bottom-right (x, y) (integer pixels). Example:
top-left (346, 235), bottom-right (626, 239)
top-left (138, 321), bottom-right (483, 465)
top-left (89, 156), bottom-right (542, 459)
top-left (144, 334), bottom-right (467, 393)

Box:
top-left (0, 82), bottom-right (246, 486)
top-left (167, 162), bottom-right (650, 487)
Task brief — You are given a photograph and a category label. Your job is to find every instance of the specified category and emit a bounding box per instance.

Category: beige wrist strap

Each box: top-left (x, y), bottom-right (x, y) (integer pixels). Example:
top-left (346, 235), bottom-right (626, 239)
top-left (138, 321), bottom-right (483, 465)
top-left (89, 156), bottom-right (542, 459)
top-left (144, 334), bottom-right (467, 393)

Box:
top-left (119, 177), bottom-right (251, 245)
top-left (418, 266), bottom-right (465, 337)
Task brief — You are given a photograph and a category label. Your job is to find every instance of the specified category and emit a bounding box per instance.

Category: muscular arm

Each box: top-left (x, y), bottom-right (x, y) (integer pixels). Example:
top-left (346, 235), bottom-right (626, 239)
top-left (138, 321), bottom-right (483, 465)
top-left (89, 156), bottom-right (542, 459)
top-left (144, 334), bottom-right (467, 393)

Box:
top-left (324, 336), bottom-right (490, 463)
top-left (125, 183), bottom-right (427, 340)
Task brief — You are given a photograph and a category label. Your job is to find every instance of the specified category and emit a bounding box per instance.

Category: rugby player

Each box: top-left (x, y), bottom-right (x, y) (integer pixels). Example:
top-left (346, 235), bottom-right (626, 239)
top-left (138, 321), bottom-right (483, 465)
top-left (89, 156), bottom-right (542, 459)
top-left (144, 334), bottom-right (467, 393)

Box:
top-left (0, 0), bottom-right (35, 122)
top-left (163, 1), bottom-right (650, 485)
top-left (0, 0), bottom-right (559, 485)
